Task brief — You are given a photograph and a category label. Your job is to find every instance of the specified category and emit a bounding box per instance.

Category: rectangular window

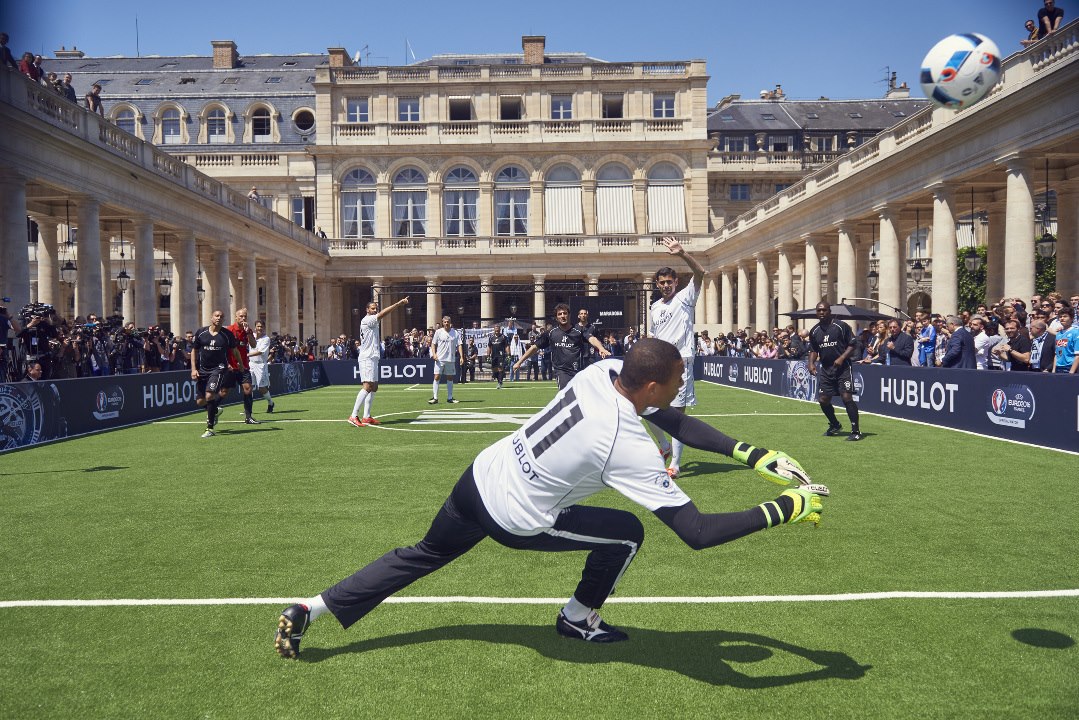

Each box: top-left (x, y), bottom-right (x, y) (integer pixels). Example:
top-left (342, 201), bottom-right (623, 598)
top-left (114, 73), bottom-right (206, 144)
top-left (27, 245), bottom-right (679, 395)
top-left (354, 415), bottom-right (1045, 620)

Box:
top-left (495, 190), bottom-right (529, 236)
top-left (448, 97), bottom-right (473, 121)
top-left (392, 191), bottom-right (426, 237)
top-left (602, 94), bottom-right (623, 119)
top-left (398, 97), bottom-right (420, 122)
top-left (551, 95), bottom-right (573, 120)
top-left (499, 96), bottom-right (523, 120)
top-left (724, 136), bottom-right (747, 152)
top-left (444, 189), bottom-right (478, 236)
top-left (135, 78), bottom-right (154, 85)
top-left (266, 77), bottom-right (283, 84)
top-left (769, 136), bottom-right (792, 152)
top-left (347, 98), bottom-right (369, 123)
top-left (729, 184), bottom-right (751, 201)
top-left (291, 196), bottom-right (315, 231)
top-left (813, 136), bottom-right (834, 151)
top-left (775, 183), bottom-right (792, 194)
top-left (341, 191), bottom-right (375, 238)
top-left (653, 94), bottom-right (675, 118)
top-left (222, 77), bottom-right (239, 85)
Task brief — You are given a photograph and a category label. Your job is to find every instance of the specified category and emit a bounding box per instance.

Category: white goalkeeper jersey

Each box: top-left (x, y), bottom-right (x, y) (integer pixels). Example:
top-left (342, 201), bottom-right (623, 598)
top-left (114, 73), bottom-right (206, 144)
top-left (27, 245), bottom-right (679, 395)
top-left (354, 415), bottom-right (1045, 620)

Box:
top-left (473, 359), bottom-right (690, 535)
top-left (358, 313), bottom-right (381, 361)
top-left (432, 327), bottom-right (461, 362)
top-left (650, 277), bottom-right (698, 358)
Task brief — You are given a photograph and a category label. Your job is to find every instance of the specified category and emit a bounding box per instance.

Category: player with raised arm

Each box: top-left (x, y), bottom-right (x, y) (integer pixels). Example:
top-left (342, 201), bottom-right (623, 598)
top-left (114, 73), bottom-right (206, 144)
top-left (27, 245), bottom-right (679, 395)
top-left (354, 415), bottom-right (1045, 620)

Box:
top-left (191, 309), bottom-right (237, 438)
top-left (646, 236), bottom-right (706, 479)
top-left (808, 301), bottom-right (863, 441)
top-left (514, 304), bottom-right (611, 390)
top-left (429, 315), bottom-right (464, 404)
top-left (349, 296), bottom-right (410, 427)
top-left (225, 308), bottom-right (260, 425)
top-left (274, 339), bottom-right (825, 658)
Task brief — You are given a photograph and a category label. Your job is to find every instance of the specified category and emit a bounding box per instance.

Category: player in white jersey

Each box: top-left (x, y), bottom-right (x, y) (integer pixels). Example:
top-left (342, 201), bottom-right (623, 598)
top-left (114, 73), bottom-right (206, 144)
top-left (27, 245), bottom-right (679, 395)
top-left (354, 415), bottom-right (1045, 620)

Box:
top-left (348, 296), bottom-right (410, 427)
top-left (647, 235), bottom-right (706, 480)
top-left (274, 339), bottom-right (825, 658)
top-left (248, 321), bottom-right (274, 413)
top-left (428, 315), bottom-right (464, 404)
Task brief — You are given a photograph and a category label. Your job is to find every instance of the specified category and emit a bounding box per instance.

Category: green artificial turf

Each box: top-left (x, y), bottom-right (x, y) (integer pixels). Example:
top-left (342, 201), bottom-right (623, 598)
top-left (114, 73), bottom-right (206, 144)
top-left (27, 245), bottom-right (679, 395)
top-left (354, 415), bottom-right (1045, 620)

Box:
top-left (2, 380), bottom-right (1076, 718)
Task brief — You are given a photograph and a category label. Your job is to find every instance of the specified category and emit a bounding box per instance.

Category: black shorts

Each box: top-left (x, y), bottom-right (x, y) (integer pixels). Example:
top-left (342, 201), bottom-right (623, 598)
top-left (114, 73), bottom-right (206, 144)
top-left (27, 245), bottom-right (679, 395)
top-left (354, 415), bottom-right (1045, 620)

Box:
top-left (817, 363), bottom-right (854, 397)
top-left (490, 355), bottom-right (506, 374)
top-left (555, 369), bottom-right (575, 390)
top-left (234, 368), bottom-right (252, 386)
top-left (197, 367), bottom-right (232, 396)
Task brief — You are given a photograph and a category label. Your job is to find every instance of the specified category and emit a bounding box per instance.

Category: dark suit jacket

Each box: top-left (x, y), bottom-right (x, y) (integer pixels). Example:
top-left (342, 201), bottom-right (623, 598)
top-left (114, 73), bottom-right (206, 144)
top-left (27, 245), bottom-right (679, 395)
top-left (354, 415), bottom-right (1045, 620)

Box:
top-left (877, 332), bottom-right (914, 365)
top-left (942, 326), bottom-right (976, 369)
top-left (1030, 332), bottom-right (1056, 372)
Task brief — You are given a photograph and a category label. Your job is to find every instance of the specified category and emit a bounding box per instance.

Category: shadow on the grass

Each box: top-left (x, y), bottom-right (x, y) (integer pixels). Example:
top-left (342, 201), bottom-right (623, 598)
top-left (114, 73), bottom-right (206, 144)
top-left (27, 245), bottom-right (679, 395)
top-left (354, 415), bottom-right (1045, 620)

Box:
top-left (0, 465), bottom-right (129, 476)
top-left (259, 409), bottom-right (307, 415)
top-left (301, 624), bottom-right (871, 687)
top-left (675, 461), bottom-right (742, 479)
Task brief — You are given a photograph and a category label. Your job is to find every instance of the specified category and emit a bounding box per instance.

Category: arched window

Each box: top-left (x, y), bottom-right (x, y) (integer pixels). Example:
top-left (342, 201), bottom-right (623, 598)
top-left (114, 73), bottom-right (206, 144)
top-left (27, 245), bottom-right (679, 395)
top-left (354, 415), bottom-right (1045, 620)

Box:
top-left (252, 107), bottom-right (272, 143)
top-left (495, 165), bottom-right (529, 236)
top-left (207, 107), bottom-right (228, 143)
top-left (444, 166), bottom-right (478, 237)
top-left (392, 167), bottom-right (427, 238)
top-left (646, 162), bottom-right (687, 233)
top-left (545, 164), bottom-right (582, 235)
top-left (116, 108), bottom-right (137, 136)
top-left (595, 163), bottom-right (634, 234)
top-left (341, 168), bottom-right (376, 238)
top-left (162, 108), bottom-right (183, 144)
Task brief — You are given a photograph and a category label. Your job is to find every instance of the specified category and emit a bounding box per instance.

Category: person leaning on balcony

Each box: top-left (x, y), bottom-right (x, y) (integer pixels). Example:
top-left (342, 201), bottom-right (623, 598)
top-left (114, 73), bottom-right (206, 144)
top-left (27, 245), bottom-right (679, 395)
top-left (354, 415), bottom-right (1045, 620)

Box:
top-left (84, 83), bottom-right (104, 116)
top-left (1038, 0), bottom-right (1064, 39)
top-left (0, 33), bottom-right (18, 70)
top-left (1022, 19), bottom-right (1041, 46)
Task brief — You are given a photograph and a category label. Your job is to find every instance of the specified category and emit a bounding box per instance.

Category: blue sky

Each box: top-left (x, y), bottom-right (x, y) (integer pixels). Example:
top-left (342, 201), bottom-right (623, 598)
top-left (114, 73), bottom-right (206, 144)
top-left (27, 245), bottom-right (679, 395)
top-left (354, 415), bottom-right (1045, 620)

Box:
top-left (2, 0), bottom-right (1037, 102)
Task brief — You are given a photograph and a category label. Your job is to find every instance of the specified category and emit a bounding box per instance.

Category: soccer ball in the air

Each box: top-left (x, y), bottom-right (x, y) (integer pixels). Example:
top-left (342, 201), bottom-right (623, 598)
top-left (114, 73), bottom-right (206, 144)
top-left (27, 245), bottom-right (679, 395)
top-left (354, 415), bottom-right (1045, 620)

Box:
top-left (920, 33), bottom-right (1001, 110)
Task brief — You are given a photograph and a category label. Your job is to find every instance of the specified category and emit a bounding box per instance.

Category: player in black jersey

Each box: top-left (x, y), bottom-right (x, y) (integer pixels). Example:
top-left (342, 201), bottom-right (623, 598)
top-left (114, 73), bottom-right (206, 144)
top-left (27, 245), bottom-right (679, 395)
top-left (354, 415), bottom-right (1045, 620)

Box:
top-left (807, 302), bottom-right (863, 441)
top-left (515, 304), bottom-right (611, 390)
top-left (190, 309), bottom-right (238, 438)
top-left (486, 323), bottom-right (509, 389)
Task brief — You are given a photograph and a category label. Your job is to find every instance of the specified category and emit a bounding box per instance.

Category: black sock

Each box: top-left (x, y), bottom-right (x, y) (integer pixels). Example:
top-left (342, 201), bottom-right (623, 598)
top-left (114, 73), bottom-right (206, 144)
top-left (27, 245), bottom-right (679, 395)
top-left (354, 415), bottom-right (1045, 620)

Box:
top-left (820, 402), bottom-right (839, 426)
top-left (243, 393), bottom-right (253, 417)
top-left (207, 401), bottom-right (217, 426)
top-left (844, 399), bottom-right (860, 432)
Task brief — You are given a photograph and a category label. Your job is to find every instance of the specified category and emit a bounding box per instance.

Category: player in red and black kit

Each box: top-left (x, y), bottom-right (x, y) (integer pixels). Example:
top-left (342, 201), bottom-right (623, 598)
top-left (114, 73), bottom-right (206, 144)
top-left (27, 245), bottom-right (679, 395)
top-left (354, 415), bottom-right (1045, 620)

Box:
top-left (807, 301), bottom-right (863, 441)
top-left (225, 307), bottom-right (260, 425)
top-left (191, 309), bottom-right (238, 438)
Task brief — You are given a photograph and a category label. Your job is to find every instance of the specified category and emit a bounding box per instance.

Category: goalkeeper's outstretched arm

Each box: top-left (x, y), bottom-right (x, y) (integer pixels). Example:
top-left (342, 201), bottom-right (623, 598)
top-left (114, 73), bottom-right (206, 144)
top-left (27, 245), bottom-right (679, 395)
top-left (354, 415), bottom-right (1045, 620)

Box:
top-left (653, 489), bottom-right (823, 551)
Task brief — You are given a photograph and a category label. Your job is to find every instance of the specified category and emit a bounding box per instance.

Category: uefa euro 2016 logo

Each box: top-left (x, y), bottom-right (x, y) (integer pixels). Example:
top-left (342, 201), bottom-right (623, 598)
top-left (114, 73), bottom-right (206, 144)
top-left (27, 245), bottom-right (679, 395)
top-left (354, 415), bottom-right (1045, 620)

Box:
top-left (985, 384), bottom-right (1036, 429)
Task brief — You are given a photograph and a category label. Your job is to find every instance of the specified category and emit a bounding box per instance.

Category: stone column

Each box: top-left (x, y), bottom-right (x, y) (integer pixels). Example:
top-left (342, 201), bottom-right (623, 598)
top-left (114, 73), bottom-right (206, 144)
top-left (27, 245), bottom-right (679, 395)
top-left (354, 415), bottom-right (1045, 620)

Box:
top-left (480, 274), bottom-right (494, 322)
top-left (533, 273), bottom-right (546, 324)
top-left (776, 248), bottom-right (794, 325)
top-left (586, 273), bottom-right (600, 297)
top-left (100, 234), bottom-right (114, 316)
top-left (529, 180), bottom-right (544, 237)
top-left (803, 237), bottom-right (821, 330)
top-left (721, 268), bottom-right (734, 333)
top-left (930, 185), bottom-right (959, 316)
top-left (285, 269), bottom-right (299, 339)
top-left (1056, 189), bottom-right (1078, 295)
top-left (736, 262), bottom-right (751, 331)
top-left (1002, 156), bottom-right (1036, 301)
top-left (34, 216), bottom-right (59, 308)
top-left (642, 272), bottom-right (654, 333)
top-left (302, 274), bottom-right (315, 340)
top-left (426, 277), bottom-right (441, 327)
top-left (131, 217), bottom-right (156, 329)
top-left (315, 279), bottom-right (331, 341)
top-left (427, 183), bottom-right (443, 240)
top-left (985, 203), bottom-right (1006, 304)
top-left (243, 256), bottom-right (257, 321)
top-left (704, 272), bottom-right (719, 325)
top-left (836, 223), bottom-right (857, 307)
top-left (0, 175), bottom-right (30, 312)
top-left (211, 246), bottom-right (231, 320)
top-left (582, 179), bottom-right (597, 236)
top-left (264, 261), bottom-right (280, 334)
top-left (375, 183), bottom-right (392, 239)
top-left (633, 179), bottom-right (648, 235)
top-left (754, 254), bottom-right (771, 332)
top-left (173, 230), bottom-right (197, 334)
top-left (477, 182), bottom-right (494, 236)
top-left (75, 197), bottom-right (102, 318)
top-left (876, 205), bottom-right (902, 315)
top-left (122, 278), bottom-right (135, 323)
top-left (855, 237), bottom-right (869, 302)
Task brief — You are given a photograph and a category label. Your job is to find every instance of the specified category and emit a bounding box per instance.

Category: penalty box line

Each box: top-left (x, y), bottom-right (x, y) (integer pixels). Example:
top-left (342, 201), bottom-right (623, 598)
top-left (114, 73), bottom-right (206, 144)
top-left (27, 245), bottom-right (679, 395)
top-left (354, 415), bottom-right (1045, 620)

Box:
top-left (3, 589), bottom-right (1079, 608)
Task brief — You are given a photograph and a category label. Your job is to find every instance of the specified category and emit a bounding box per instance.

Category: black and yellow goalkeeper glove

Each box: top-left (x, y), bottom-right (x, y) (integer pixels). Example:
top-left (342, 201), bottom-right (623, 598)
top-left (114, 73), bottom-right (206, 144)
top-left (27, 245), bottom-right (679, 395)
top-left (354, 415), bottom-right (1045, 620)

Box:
top-left (759, 488), bottom-right (824, 528)
top-left (732, 442), bottom-right (829, 495)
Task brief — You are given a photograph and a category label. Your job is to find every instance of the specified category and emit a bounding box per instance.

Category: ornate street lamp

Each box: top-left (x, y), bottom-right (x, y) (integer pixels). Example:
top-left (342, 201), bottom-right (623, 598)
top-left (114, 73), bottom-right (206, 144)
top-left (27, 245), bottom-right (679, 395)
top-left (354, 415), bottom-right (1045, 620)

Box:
top-left (963, 187), bottom-right (984, 273)
top-left (159, 235), bottom-right (172, 297)
top-left (59, 200), bottom-right (77, 286)
top-left (195, 247), bottom-right (205, 303)
top-left (1036, 158), bottom-right (1057, 259)
top-left (116, 220), bottom-right (130, 292)
top-left (910, 208), bottom-right (925, 284)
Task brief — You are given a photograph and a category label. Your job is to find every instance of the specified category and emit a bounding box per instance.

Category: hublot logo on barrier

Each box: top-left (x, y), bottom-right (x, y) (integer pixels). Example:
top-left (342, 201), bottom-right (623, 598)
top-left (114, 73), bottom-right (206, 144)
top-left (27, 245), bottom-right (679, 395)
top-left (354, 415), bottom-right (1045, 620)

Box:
top-left (743, 366), bottom-right (773, 385)
top-left (879, 378), bottom-right (959, 412)
top-left (371, 363), bottom-right (428, 380)
top-left (142, 380), bottom-right (198, 409)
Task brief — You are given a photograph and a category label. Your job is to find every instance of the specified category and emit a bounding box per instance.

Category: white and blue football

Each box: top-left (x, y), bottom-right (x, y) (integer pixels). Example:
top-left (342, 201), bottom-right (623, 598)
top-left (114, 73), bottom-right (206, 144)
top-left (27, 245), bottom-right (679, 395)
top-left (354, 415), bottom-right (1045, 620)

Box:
top-left (920, 33), bottom-right (1002, 110)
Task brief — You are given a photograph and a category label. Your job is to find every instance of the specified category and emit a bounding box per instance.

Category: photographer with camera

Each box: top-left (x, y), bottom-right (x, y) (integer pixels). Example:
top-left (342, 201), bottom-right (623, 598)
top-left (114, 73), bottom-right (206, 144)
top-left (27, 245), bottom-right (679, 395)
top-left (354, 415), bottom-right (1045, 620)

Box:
top-left (16, 304), bottom-right (59, 380)
top-left (111, 322), bottom-right (143, 375)
top-left (52, 326), bottom-right (81, 379)
top-left (142, 326), bottom-right (167, 373)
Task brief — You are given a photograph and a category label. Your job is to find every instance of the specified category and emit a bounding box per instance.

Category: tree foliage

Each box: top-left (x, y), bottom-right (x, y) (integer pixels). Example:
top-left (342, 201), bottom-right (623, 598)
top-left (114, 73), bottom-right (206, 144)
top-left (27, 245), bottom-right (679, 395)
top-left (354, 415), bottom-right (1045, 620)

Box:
top-left (955, 247), bottom-right (1057, 311)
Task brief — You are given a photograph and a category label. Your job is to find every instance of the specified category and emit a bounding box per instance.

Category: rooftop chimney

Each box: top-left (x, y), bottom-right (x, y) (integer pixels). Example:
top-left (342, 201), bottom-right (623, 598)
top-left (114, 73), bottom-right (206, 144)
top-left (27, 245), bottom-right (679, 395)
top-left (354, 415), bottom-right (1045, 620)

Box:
top-left (211, 40), bottom-right (239, 69)
top-left (328, 47), bottom-right (353, 68)
top-left (54, 46), bottom-right (85, 59)
top-left (522, 35), bottom-right (546, 65)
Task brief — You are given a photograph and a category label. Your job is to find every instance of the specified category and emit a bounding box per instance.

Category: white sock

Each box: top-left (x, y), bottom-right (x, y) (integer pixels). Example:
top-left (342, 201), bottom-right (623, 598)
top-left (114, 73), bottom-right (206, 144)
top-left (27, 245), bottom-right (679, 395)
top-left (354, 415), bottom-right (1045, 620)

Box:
top-left (362, 392), bottom-right (373, 418)
top-left (432, 379), bottom-right (439, 399)
top-left (447, 380), bottom-right (454, 399)
top-left (305, 593), bottom-right (330, 622)
top-left (562, 595), bottom-right (591, 623)
top-left (671, 437), bottom-right (684, 467)
top-left (352, 388), bottom-right (368, 418)
top-left (646, 419), bottom-right (671, 456)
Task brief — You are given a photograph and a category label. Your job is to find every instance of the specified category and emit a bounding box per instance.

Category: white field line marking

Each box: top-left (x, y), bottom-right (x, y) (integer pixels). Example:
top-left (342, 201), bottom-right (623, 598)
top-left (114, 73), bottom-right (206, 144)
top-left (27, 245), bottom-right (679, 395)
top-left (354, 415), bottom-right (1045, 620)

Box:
top-left (3, 589), bottom-right (1079, 609)
top-left (156, 412), bottom-right (816, 425)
